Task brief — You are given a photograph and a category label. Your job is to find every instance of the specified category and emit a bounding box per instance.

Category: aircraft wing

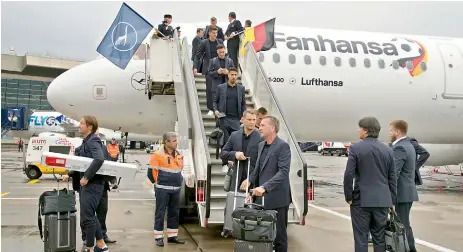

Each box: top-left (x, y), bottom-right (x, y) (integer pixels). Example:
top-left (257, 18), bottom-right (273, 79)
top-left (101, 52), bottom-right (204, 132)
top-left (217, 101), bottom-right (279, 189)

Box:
top-left (56, 115), bottom-right (80, 132)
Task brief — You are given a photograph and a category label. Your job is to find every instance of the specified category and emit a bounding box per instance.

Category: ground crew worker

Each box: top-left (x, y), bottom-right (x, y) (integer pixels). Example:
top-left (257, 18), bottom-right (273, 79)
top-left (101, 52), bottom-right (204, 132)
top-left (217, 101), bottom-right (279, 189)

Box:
top-left (149, 132), bottom-right (185, 247)
top-left (107, 138), bottom-right (120, 162)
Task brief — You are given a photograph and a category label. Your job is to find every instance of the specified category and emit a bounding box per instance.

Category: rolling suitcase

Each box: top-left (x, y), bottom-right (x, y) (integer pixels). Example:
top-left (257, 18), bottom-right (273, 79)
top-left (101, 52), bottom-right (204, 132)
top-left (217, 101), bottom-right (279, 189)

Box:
top-left (232, 197), bottom-right (275, 252)
top-left (222, 160), bottom-right (251, 238)
top-left (38, 177), bottom-right (77, 252)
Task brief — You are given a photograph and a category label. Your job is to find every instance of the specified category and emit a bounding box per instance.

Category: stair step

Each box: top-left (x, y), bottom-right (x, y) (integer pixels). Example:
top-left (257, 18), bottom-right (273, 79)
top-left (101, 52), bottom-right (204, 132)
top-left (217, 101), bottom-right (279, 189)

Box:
top-left (198, 93), bottom-right (253, 100)
top-left (196, 84), bottom-right (250, 94)
top-left (198, 99), bottom-right (255, 106)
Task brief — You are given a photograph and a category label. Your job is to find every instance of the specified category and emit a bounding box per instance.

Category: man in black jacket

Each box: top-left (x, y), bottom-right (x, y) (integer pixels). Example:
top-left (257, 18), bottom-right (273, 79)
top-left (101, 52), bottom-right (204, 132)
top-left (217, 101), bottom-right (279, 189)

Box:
top-left (64, 142), bottom-right (117, 248)
top-left (157, 14), bottom-right (174, 38)
top-left (203, 17), bottom-right (225, 41)
top-left (225, 12), bottom-right (244, 68)
top-left (408, 137), bottom-right (430, 186)
top-left (191, 28), bottom-right (204, 61)
top-left (68, 116), bottom-right (108, 252)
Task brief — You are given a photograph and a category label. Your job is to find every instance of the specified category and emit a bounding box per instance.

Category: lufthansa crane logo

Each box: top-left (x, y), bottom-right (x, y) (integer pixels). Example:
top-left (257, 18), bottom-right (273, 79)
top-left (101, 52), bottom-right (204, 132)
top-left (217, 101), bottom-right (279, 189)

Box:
top-left (131, 71), bottom-right (146, 91)
top-left (112, 22), bottom-right (138, 52)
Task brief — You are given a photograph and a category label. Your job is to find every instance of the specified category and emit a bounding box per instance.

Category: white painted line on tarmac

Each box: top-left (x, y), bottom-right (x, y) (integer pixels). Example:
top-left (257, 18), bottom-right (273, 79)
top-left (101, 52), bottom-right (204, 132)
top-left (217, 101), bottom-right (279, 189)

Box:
top-left (307, 203), bottom-right (457, 252)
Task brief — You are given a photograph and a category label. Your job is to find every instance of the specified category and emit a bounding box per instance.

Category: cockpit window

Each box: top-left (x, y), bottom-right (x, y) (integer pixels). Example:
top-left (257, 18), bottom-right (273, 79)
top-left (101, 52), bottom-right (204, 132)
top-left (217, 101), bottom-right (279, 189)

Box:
top-left (273, 53), bottom-right (280, 63)
top-left (289, 54), bottom-right (296, 64)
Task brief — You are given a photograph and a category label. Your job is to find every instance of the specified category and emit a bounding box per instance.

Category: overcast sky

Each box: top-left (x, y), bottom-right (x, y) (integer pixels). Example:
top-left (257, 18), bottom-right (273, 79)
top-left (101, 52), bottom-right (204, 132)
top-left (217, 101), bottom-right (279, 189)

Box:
top-left (2, 1), bottom-right (463, 62)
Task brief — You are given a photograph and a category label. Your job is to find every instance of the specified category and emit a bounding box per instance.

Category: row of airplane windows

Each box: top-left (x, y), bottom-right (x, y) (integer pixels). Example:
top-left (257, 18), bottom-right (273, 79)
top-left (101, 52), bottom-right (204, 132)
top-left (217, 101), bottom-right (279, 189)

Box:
top-left (256, 53), bottom-right (428, 71)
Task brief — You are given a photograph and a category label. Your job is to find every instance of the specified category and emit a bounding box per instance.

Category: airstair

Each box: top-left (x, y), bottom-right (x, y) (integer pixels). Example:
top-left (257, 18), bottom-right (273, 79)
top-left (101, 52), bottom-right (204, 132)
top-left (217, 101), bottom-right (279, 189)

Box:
top-left (1, 107), bottom-right (33, 137)
top-left (147, 32), bottom-right (308, 227)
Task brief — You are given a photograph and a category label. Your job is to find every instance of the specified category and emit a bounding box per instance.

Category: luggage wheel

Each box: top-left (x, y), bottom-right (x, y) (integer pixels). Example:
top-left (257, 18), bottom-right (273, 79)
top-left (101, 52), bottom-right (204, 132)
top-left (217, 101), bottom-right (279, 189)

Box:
top-left (221, 231), bottom-right (229, 238)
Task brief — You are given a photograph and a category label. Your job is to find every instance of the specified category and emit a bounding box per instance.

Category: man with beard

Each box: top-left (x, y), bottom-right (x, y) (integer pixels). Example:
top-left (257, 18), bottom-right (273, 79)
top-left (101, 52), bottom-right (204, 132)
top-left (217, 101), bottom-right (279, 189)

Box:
top-left (213, 67), bottom-right (246, 173)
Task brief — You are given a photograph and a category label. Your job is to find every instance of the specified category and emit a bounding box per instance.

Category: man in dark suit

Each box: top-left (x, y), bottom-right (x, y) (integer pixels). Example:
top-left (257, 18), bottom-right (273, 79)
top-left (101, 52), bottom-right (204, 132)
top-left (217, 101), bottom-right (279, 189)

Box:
top-left (207, 44), bottom-right (234, 114)
top-left (157, 14), bottom-right (174, 38)
top-left (389, 120), bottom-right (419, 252)
top-left (213, 67), bottom-right (246, 171)
top-left (220, 109), bottom-right (262, 190)
top-left (343, 116), bottom-right (397, 252)
top-left (194, 26), bottom-right (224, 115)
top-left (408, 137), bottom-right (430, 186)
top-left (240, 116), bottom-right (291, 252)
top-left (203, 17), bottom-right (225, 41)
top-left (225, 12), bottom-right (244, 68)
top-left (191, 28), bottom-right (204, 61)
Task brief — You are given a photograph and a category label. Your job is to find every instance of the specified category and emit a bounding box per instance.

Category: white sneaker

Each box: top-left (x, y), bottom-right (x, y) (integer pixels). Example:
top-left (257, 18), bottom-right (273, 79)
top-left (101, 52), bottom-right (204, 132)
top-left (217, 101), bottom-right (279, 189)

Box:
top-left (222, 165), bottom-right (229, 173)
top-left (207, 110), bottom-right (214, 116)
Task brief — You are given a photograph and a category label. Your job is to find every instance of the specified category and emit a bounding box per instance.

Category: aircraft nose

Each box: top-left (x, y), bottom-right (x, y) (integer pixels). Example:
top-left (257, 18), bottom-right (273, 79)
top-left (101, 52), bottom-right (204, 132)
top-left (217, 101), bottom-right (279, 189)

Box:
top-left (47, 73), bottom-right (73, 113)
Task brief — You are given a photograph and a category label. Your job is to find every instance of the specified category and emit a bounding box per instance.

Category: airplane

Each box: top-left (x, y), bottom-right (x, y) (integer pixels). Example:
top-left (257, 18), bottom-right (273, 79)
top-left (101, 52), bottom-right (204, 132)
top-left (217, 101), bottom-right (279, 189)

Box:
top-left (5, 111), bottom-right (160, 142)
top-left (46, 22), bottom-right (463, 166)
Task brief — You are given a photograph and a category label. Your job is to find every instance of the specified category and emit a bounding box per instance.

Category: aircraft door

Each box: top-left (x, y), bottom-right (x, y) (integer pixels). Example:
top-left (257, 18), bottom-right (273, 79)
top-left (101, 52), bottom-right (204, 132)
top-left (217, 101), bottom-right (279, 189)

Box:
top-left (438, 43), bottom-right (463, 100)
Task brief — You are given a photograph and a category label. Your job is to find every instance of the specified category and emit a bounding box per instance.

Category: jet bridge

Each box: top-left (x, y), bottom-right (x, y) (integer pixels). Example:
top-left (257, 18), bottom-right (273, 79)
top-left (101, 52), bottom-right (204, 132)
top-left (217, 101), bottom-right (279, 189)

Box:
top-left (146, 32), bottom-right (308, 227)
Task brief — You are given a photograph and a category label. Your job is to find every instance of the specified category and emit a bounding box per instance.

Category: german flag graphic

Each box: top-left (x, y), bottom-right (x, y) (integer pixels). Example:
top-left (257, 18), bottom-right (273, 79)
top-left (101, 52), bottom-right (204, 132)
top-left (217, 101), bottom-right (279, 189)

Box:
top-left (240, 18), bottom-right (276, 56)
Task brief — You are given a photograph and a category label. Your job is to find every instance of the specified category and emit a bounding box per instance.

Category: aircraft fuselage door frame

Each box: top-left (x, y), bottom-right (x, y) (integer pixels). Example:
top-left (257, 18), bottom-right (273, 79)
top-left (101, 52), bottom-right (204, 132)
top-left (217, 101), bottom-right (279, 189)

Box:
top-left (438, 43), bottom-right (463, 100)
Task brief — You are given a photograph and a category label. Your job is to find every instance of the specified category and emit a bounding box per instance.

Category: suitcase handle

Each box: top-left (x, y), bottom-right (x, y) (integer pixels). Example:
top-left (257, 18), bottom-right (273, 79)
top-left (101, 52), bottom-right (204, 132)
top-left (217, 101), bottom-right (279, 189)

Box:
top-left (244, 203), bottom-right (264, 210)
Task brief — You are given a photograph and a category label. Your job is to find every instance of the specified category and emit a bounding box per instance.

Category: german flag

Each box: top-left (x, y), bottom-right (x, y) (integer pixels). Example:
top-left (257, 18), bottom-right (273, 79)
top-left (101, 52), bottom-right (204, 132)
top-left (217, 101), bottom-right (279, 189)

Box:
top-left (240, 18), bottom-right (276, 56)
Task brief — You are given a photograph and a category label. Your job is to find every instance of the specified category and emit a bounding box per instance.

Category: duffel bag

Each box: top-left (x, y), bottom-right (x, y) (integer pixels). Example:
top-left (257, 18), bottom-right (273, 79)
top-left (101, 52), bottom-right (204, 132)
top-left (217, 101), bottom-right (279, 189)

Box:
top-left (231, 203), bottom-right (277, 242)
top-left (38, 188), bottom-right (77, 215)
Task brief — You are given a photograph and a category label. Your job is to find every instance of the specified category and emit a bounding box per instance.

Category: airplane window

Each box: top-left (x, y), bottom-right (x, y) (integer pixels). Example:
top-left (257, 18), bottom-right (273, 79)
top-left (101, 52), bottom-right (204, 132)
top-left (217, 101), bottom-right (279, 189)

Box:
top-left (289, 54), bottom-right (296, 64)
top-left (378, 59), bottom-right (385, 69)
top-left (334, 57), bottom-right (341, 67)
top-left (273, 53), bottom-right (280, 63)
top-left (319, 56), bottom-right (326, 66)
top-left (258, 53), bottom-right (264, 62)
top-left (392, 60), bottom-right (399, 69)
top-left (364, 58), bottom-right (371, 68)
top-left (349, 58), bottom-right (356, 67)
top-left (420, 61), bottom-right (427, 71)
top-left (406, 61), bottom-right (413, 71)
top-left (304, 55), bottom-right (311, 65)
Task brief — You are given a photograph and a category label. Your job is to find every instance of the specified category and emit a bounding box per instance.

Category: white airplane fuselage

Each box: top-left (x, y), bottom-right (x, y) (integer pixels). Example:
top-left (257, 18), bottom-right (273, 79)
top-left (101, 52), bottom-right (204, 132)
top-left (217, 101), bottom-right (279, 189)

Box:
top-left (46, 23), bottom-right (463, 165)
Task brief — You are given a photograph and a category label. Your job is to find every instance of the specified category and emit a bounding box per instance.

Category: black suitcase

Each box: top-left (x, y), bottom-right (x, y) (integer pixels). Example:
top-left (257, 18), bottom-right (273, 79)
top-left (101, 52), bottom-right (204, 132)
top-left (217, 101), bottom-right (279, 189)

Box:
top-left (38, 178), bottom-right (77, 252)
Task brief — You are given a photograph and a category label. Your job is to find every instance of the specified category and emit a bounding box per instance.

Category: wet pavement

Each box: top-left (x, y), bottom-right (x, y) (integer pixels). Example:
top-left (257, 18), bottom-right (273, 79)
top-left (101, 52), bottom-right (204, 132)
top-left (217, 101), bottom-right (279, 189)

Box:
top-left (2, 148), bottom-right (463, 251)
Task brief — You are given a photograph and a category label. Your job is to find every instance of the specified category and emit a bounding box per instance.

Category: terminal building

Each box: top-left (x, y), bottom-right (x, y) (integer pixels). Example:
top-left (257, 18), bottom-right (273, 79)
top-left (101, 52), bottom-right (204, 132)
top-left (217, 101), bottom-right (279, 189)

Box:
top-left (1, 50), bottom-right (83, 110)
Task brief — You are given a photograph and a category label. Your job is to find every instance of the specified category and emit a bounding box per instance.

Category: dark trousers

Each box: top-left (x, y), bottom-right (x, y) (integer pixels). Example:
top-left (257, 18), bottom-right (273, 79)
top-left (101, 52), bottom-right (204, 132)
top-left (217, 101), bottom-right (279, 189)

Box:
top-left (81, 189), bottom-right (109, 241)
top-left (80, 182), bottom-right (104, 247)
top-left (227, 43), bottom-right (239, 69)
top-left (205, 75), bottom-right (214, 111)
top-left (273, 206), bottom-right (289, 252)
top-left (154, 188), bottom-right (181, 239)
top-left (396, 202), bottom-right (416, 251)
top-left (350, 199), bottom-right (388, 252)
top-left (219, 117), bottom-right (241, 165)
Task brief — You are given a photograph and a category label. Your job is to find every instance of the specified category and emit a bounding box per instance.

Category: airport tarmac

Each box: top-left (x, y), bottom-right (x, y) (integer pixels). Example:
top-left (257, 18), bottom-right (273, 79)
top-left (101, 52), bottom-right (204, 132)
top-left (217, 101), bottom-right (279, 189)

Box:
top-left (1, 148), bottom-right (462, 251)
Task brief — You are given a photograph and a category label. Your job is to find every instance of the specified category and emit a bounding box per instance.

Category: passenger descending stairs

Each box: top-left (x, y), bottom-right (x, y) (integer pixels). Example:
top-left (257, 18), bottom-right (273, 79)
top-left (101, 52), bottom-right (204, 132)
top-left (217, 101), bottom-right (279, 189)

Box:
top-left (194, 75), bottom-right (297, 224)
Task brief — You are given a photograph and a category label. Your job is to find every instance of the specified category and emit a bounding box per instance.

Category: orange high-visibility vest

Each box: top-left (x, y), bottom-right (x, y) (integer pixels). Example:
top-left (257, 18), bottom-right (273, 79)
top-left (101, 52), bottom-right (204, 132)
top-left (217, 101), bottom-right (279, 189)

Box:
top-left (107, 144), bottom-right (120, 158)
top-left (149, 148), bottom-right (183, 187)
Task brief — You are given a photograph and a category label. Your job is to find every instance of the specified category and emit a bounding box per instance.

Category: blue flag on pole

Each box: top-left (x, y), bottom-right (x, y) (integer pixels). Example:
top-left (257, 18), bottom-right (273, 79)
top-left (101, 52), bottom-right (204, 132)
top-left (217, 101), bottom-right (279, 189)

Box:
top-left (96, 3), bottom-right (153, 70)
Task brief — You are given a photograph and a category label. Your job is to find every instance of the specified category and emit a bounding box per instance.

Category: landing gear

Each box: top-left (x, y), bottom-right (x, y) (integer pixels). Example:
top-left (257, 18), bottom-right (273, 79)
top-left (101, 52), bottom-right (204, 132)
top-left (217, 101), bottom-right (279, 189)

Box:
top-left (148, 91), bottom-right (152, 100)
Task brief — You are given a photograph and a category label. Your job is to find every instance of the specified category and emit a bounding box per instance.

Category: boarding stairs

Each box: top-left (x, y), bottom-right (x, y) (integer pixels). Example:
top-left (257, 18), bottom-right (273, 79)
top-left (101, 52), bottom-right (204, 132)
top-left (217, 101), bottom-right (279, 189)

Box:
top-left (147, 32), bottom-right (308, 228)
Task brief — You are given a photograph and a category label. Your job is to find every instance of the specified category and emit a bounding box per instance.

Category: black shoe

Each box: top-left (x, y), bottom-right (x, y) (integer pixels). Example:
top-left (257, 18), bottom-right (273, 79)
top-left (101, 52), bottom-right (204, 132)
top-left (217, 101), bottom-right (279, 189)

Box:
top-left (155, 239), bottom-right (164, 247)
top-left (168, 237), bottom-right (185, 244)
top-left (104, 237), bottom-right (117, 243)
